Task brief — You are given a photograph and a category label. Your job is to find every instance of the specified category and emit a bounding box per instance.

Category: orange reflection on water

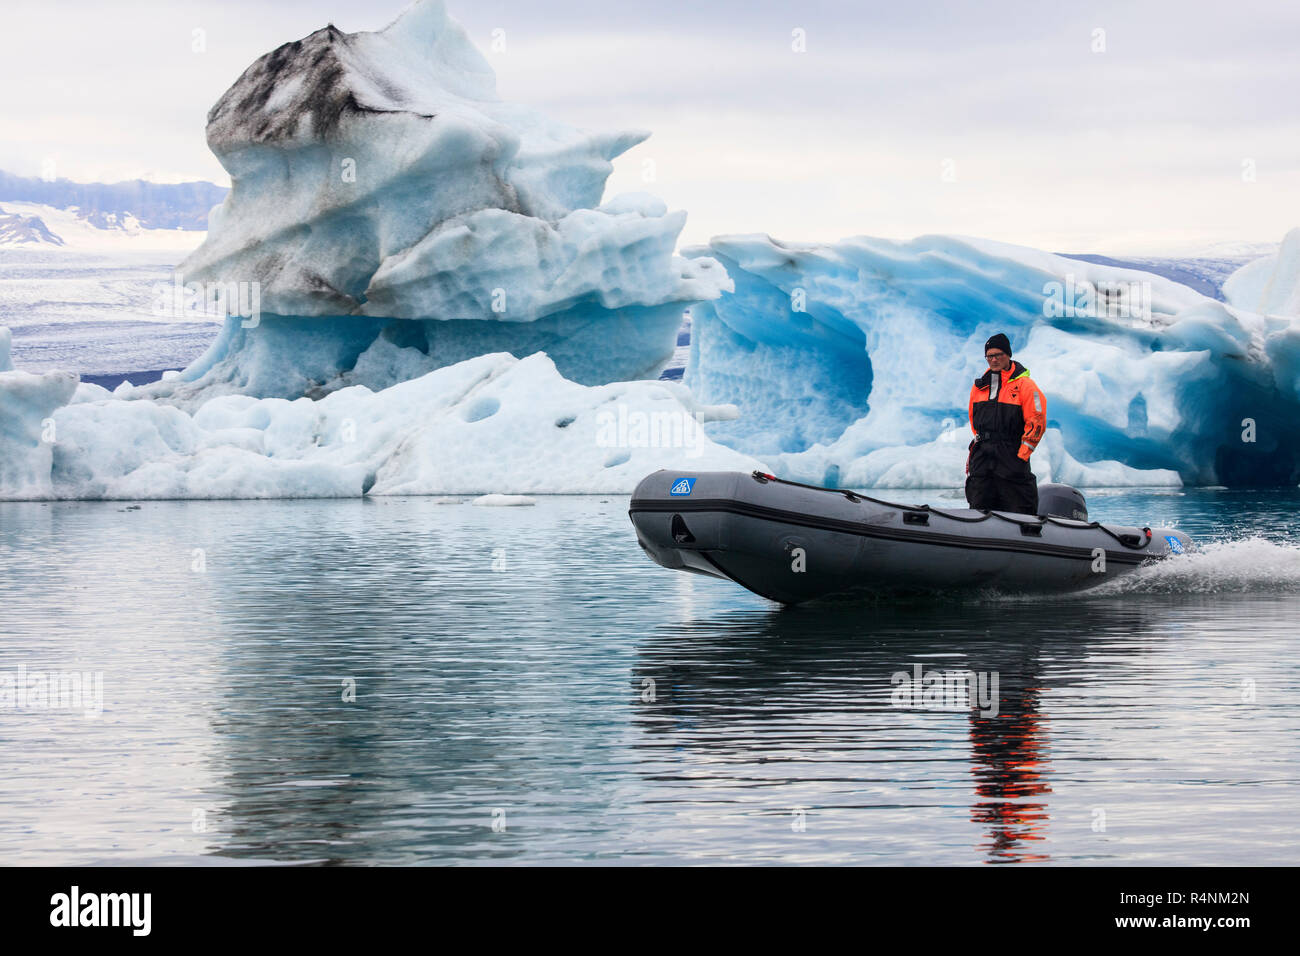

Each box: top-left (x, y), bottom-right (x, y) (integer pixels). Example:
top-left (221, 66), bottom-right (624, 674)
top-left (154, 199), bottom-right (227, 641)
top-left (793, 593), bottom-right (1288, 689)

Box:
top-left (969, 685), bottom-right (1052, 863)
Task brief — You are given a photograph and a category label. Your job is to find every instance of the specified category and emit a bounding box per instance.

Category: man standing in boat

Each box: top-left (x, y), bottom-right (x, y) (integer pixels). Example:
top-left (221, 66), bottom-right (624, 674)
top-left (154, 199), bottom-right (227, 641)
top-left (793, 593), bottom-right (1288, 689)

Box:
top-left (965, 333), bottom-right (1047, 515)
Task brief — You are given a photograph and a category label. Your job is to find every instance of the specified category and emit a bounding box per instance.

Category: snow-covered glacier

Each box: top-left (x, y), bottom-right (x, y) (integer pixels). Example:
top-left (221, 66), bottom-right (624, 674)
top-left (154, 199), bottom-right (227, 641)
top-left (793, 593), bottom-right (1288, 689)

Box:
top-left (684, 233), bottom-right (1300, 488)
top-left (151, 0), bottom-right (727, 406)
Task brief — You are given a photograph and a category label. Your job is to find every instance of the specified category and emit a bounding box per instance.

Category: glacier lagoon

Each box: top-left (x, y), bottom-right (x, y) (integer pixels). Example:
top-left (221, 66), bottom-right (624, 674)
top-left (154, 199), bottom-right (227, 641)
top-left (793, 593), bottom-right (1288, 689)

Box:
top-left (1, 489), bottom-right (1298, 864)
top-left (2, 0), bottom-right (1300, 870)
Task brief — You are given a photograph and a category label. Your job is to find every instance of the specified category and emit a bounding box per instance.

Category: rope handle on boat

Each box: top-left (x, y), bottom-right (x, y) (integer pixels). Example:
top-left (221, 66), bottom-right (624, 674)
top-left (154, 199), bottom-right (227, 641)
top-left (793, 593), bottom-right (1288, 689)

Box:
top-left (750, 471), bottom-right (1154, 550)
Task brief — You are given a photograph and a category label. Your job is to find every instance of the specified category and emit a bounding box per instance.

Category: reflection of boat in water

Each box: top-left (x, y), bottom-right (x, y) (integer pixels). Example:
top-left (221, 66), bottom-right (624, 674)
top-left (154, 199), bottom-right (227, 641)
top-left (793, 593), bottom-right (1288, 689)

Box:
top-left (630, 470), bottom-right (1194, 604)
top-left (630, 601), bottom-right (1165, 863)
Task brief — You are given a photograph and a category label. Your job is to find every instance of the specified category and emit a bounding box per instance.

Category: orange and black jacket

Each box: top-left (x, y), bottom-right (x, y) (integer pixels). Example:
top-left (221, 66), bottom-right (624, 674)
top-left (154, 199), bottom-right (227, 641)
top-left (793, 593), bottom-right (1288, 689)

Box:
top-left (967, 361), bottom-right (1047, 464)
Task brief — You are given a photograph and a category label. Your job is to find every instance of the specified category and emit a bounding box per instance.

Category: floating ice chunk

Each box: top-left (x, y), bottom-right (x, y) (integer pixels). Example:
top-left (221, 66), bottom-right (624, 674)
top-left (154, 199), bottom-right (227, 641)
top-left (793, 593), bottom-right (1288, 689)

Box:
top-left (1, 350), bottom-right (766, 500)
top-left (0, 368), bottom-right (80, 498)
top-left (72, 382), bottom-right (113, 403)
top-left (471, 494), bottom-right (536, 506)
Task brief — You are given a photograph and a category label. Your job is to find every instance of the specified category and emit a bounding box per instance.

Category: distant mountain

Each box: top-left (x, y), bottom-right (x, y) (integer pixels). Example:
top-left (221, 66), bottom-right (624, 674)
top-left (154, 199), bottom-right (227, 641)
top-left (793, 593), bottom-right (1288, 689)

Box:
top-left (0, 204), bottom-right (65, 245)
top-left (0, 170), bottom-right (227, 231)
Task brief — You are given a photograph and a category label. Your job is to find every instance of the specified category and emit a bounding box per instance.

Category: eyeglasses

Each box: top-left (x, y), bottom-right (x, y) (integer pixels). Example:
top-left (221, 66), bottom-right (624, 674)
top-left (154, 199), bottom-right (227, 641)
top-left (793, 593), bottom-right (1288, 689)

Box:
top-left (985, 351), bottom-right (1006, 360)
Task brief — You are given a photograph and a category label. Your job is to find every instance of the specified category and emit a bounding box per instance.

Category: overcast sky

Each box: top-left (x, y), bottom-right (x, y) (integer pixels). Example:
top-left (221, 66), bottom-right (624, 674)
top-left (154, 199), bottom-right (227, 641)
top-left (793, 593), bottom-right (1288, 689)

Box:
top-left (3, 0), bottom-right (1297, 253)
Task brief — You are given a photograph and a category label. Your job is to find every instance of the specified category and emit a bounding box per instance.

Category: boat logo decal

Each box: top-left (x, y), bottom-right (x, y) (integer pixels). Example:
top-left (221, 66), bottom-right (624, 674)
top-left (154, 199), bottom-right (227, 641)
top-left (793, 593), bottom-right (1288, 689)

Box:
top-left (1165, 535), bottom-right (1184, 554)
top-left (670, 477), bottom-right (697, 496)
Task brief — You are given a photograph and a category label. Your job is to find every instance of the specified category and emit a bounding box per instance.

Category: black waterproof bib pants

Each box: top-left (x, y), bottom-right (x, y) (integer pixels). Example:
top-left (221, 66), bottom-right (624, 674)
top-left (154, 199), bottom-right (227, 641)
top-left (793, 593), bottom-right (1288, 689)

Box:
top-left (965, 438), bottom-right (1038, 514)
top-left (965, 372), bottom-right (1039, 515)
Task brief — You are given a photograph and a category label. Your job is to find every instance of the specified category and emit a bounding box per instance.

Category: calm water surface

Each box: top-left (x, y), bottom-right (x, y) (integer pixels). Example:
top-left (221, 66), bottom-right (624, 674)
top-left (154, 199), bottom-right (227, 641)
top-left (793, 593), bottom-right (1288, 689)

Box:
top-left (1, 488), bottom-right (1298, 865)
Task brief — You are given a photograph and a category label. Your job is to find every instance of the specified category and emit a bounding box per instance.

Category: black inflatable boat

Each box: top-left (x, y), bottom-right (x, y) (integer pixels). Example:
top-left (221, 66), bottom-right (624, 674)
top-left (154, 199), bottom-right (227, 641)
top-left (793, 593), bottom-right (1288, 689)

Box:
top-left (629, 470), bottom-right (1192, 604)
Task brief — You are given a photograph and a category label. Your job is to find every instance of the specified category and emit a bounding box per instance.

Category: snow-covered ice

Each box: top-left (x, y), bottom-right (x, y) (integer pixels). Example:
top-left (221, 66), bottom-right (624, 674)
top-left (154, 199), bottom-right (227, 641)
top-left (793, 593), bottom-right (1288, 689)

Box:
top-left (471, 494), bottom-right (536, 506)
top-left (0, 340), bottom-right (764, 500)
top-left (0, 364), bottom-right (79, 498)
top-left (1223, 228), bottom-right (1300, 319)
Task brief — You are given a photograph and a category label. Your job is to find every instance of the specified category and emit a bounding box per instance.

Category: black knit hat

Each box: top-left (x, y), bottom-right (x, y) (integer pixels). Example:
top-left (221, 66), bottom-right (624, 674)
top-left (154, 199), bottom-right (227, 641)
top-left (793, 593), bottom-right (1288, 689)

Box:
top-left (984, 332), bottom-right (1012, 356)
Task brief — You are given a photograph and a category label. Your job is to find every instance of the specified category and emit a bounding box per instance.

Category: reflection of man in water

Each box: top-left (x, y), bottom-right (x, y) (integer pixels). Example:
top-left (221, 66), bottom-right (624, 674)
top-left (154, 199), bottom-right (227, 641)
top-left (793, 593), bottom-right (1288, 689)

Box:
top-left (969, 681), bottom-right (1051, 863)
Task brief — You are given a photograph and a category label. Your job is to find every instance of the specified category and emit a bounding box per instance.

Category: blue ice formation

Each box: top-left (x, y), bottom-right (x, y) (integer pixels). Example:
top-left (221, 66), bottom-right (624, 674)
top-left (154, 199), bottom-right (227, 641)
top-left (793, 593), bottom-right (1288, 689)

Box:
top-left (158, 0), bottom-right (727, 405)
top-left (1224, 228), bottom-right (1300, 319)
top-left (684, 233), bottom-right (1300, 488)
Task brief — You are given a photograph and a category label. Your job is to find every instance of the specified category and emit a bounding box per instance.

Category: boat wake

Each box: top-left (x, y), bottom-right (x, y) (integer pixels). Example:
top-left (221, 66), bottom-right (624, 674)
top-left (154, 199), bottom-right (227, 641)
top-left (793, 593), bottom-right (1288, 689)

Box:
top-left (1090, 537), bottom-right (1300, 594)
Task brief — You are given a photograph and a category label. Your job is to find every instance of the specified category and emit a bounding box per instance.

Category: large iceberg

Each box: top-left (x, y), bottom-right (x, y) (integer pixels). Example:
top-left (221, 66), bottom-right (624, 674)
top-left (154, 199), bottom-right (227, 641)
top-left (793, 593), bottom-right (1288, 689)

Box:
top-left (684, 233), bottom-right (1300, 488)
top-left (147, 0), bottom-right (727, 407)
top-left (0, 339), bottom-right (763, 500)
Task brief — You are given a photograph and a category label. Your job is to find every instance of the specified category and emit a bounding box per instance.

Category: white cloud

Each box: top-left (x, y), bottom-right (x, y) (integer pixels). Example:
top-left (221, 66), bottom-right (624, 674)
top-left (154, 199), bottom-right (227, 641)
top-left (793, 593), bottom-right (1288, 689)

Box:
top-left (2, 0), bottom-right (1296, 250)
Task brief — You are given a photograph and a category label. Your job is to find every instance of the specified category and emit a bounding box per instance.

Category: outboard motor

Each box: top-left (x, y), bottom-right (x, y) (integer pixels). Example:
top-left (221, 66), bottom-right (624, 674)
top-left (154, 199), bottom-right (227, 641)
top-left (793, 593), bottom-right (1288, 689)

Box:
top-left (1038, 483), bottom-right (1088, 520)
